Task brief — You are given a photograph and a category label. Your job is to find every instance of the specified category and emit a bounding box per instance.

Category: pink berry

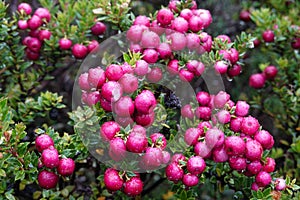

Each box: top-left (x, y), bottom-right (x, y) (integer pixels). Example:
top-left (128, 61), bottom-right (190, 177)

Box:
top-left (291, 37), bottom-right (300, 49)
top-left (134, 60), bottom-right (150, 76)
top-left (186, 33), bottom-right (200, 50)
top-left (182, 173), bottom-right (199, 187)
top-left (181, 104), bottom-right (194, 119)
top-left (123, 177), bottom-right (143, 197)
top-left (105, 64), bottom-right (124, 81)
top-left (149, 20), bottom-right (165, 35)
top-left (126, 130), bottom-right (148, 153)
top-left (168, 0), bottom-right (180, 12)
top-left (184, 128), bottom-right (202, 146)
top-left (88, 67), bottom-right (106, 89)
top-left (41, 146), bottom-right (59, 168)
top-left (118, 73), bottom-right (138, 94)
top-left (195, 106), bottom-right (211, 121)
top-left (59, 38), bottom-right (72, 50)
top-left (18, 20), bottom-right (28, 29)
top-left (34, 8), bottom-right (51, 22)
top-left (168, 32), bottom-right (187, 51)
top-left (165, 162), bottom-right (184, 183)
top-left (113, 96), bottom-right (135, 117)
top-left (196, 91), bottom-right (210, 106)
top-left (251, 182), bottom-right (260, 191)
top-left (167, 59), bottom-right (179, 75)
top-left (255, 171), bottom-right (272, 187)
top-left (134, 90), bottom-right (156, 114)
top-left (141, 147), bottom-right (163, 170)
top-left (171, 17), bottom-right (189, 33)
top-left (91, 22), bottom-right (106, 35)
top-left (142, 49), bottom-right (159, 64)
top-left (180, 9), bottom-right (193, 21)
top-left (247, 160), bottom-right (262, 175)
top-left (214, 61), bottom-right (228, 74)
top-left (263, 65), bottom-right (278, 80)
top-left (57, 158), bottom-right (75, 176)
top-left (195, 9), bottom-right (212, 28)
top-left (115, 116), bottom-right (134, 127)
top-left (109, 137), bottom-right (127, 161)
top-left (133, 15), bottom-right (150, 27)
top-left (38, 170), bottom-right (59, 189)
top-left (275, 178), bottom-right (286, 191)
top-left (72, 44), bottom-right (88, 59)
top-left (85, 91), bottom-right (101, 106)
top-left (194, 141), bottom-right (212, 158)
top-left (171, 153), bottom-right (186, 163)
top-left (25, 48), bottom-right (40, 60)
top-left (228, 64), bottom-right (242, 77)
top-left (104, 168), bottom-right (124, 191)
top-left (27, 37), bottom-right (42, 52)
top-left (157, 42), bottom-right (172, 59)
top-left (254, 130), bottom-right (274, 150)
top-left (134, 111), bottom-right (155, 127)
top-left (121, 62), bottom-right (134, 74)
top-left (213, 91), bottom-right (230, 109)
top-left (100, 121), bottom-right (120, 141)
top-left (224, 136), bottom-right (246, 156)
top-left (216, 110), bottom-right (231, 124)
top-left (140, 31), bottom-right (160, 49)
top-left (179, 69), bottom-right (194, 82)
top-left (35, 134), bottom-right (54, 153)
top-left (188, 15), bottom-right (203, 32)
top-left (213, 146), bottom-right (228, 163)
top-left (205, 128), bottom-right (225, 149)
top-left (101, 81), bottom-right (123, 102)
top-left (146, 67), bottom-right (163, 83)
top-left (245, 140), bottom-right (263, 161)
top-left (229, 156), bottom-right (247, 171)
top-left (241, 116), bottom-right (260, 136)
top-left (187, 60), bottom-right (205, 76)
top-left (197, 121), bottom-right (212, 132)
top-left (228, 48), bottom-right (239, 64)
top-left (235, 101), bottom-right (250, 117)
top-left (216, 35), bottom-right (231, 43)
top-left (38, 29), bottom-right (51, 41)
top-left (239, 10), bottom-right (251, 22)
top-left (18, 3), bottom-right (32, 15)
top-left (78, 72), bottom-right (90, 91)
top-left (187, 156), bottom-right (206, 175)
top-left (249, 73), bottom-right (266, 89)
top-left (263, 157), bottom-right (276, 173)
top-left (157, 8), bottom-right (174, 26)
top-left (126, 25), bottom-right (148, 43)
top-left (162, 151), bottom-right (171, 164)
top-left (87, 40), bottom-right (99, 53)
top-left (262, 30), bottom-right (275, 43)
top-left (150, 133), bottom-right (167, 150)
top-left (100, 97), bottom-right (112, 112)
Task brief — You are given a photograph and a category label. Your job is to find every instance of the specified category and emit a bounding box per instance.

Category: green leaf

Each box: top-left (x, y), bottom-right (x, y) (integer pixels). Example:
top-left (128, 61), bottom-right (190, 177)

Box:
top-left (0, 169), bottom-right (6, 177)
top-left (15, 170), bottom-right (25, 181)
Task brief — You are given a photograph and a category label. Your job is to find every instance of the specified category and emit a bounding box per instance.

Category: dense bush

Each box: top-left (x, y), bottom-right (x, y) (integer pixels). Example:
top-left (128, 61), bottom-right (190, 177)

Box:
top-left (0, 0), bottom-right (299, 199)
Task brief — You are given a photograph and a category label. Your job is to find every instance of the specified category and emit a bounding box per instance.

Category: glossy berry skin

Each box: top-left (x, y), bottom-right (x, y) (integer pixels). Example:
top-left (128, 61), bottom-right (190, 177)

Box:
top-left (59, 38), bottom-right (72, 50)
top-left (255, 171), bottom-right (272, 187)
top-left (123, 177), bottom-right (143, 197)
top-left (167, 59), bottom-right (179, 75)
top-left (109, 137), bottom-right (126, 161)
top-left (213, 91), bottom-right (230, 109)
top-left (179, 69), bottom-right (194, 82)
top-left (165, 162), bottom-right (184, 183)
top-left (180, 9), bottom-right (193, 21)
top-left (168, 32), bottom-right (187, 51)
top-left (72, 44), bottom-right (88, 59)
top-left (100, 121), bottom-right (120, 141)
top-left (181, 104), bottom-right (194, 119)
top-left (228, 64), bottom-right (242, 77)
top-left (195, 106), bottom-right (211, 121)
top-left (118, 73), bottom-right (138, 94)
top-left (18, 3), bottom-right (32, 15)
top-left (78, 72), bottom-right (91, 91)
top-left (101, 81), bottom-right (123, 102)
top-left (157, 43), bottom-right (172, 59)
top-left (182, 173), bottom-right (199, 187)
top-left (38, 30), bottom-right (51, 41)
top-left (38, 170), bottom-right (59, 189)
top-left (194, 141), bottom-right (212, 159)
top-left (18, 20), bottom-right (28, 29)
top-left (134, 60), bottom-right (150, 76)
top-left (229, 156), bottom-right (247, 171)
top-left (157, 8), bottom-right (174, 26)
top-left (263, 157), bottom-right (276, 173)
top-left (25, 49), bottom-right (40, 60)
top-left (189, 15), bottom-right (203, 32)
top-left (171, 17), bottom-right (189, 33)
top-left (85, 91), bottom-right (101, 106)
top-left (146, 67), bottom-right (163, 83)
top-left (224, 136), bottom-right (245, 156)
top-left (142, 49), bottom-right (159, 64)
top-left (235, 101), bottom-right (250, 117)
top-left (251, 182), bottom-right (260, 191)
top-left (126, 25), bottom-right (148, 43)
top-left (196, 91), bottom-right (210, 106)
top-left (184, 128), bottom-right (202, 146)
top-left (245, 140), bottom-right (263, 161)
top-left (103, 168), bottom-right (124, 192)
top-left (186, 60), bottom-right (205, 76)
top-left (247, 160), bottom-right (262, 175)
top-left (263, 65), bottom-right (278, 80)
top-left (35, 134), bottom-right (54, 152)
top-left (214, 61), bottom-right (228, 74)
top-left (212, 146), bottom-right (228, 163)
top-left (205, 128), bottom-right (225, 149)
top-left (187, 156), bottom-right (206, 175)
top-left (275, 178), bottom-right (286, 191)
top-left (133, 15), bottom-right (150, 27)
top-left (57, 158), bottom-right (75, 176)
top-left (241, 116), bottom-right (260, 136)
top-left (41, 146), bottom-right (59, 169)
top-left (126, 130), bottom-right (148, 153)
top-left (34, 8), bottom-right (51, 22)
top-left (105, 64), bottom-right (124, 81)
top-left (88, 67), bottom-right (106, 89)
top-left (262, 30), bottom-right (275, 43)
top-left (141, 147), bottom-right (163, 170)
top-left (229, 117), bottom-right (242, 132)
top-left (216, 110), bottom-right (231, 124)
top-left (90, 22), bottom-right (106, 35)
top-left (134, 90), bottom-right (156, 114)
top-left (27, 37), bottom-right (42, 52)
top-left (87, 40), bottom-right (99, 53)
top-left (140, 31), bottom-right (160, 49)
top-left (134, 112), bottom-right (155, 127)
top-left (113, 96), bottom-right (135, 117)
top-left (186, 33), bottom-right (200, 50)
top-left (239, 10), bottom-right (251, 22)
top-left (254, 130), bottom-right (274, 150)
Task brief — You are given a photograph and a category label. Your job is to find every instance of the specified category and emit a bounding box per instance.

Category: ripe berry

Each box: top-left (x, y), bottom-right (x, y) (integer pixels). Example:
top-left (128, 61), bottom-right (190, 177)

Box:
top-left (126, 25), bottom-right (148, 43)
top-left (196, 91), bottom-right (210, 106)
top-left (213, 91), bottom-right (230, 109)
top-left (197, 121), bottom-right (212, 131)
top-left (34, 8), bottom-right (51, 22)
top-left (25, 48), bottom-right (40, 60)
top-left (126, 130), bottom-right (148, 153)
top-left (212, 146), bottom-right (228, 163)
top-left (115, 116), bottom-right (134, 128)
top-left (195, 106), bottom-right (211, 121)
top-left (109, 137), bottom-right (127, 161)
top-left (38, 170), bottom-right (59, 189)
top-left (141, 147), bottom-right (163, 170)
top-left (187, 156), bottom-right (206, 175)
top-left (263, 65), bottom-right (278, 80)
top-left (41, 146), bottom-right (59, 169)
top-left (27, 37), bottom-right (42, 52)
top-left (57, 158), bottom-right (75, 176)
top-left (171, 153), bottom-right (186, 163)
top-left (262, 30), bottom-right (275, 43)
top-left (85, 91), bottom-right (101, 106)
top-left (184, 128), bottom-right (202, 146)
top-left (241, 116), bottom-right (260, 136)
top-left (195, 9), bottom-right (212, 28)
top-left (135, 60), bottom-right (150, 76)
top-left (100, 121), bottom-right (120, 141)
top-left (90, 22), bottom-right (106, 35)
top-left (224, 136), bottom-right (246, 156)
top-left (275, 178), bottom-right (286, 191)
top-left (38, 29), bottom-right (51, 41)
top-left (103, 168), bottom-right (124, 191)
top-left (72, 44), bottom-right (88, 59)
top-left (165, 162), bottom-right (184, 183)
top-left (35, 134), bottom-right (54, 152)
top-left (123, 177), bottom-right (143, 197)
top-left (134, 111), bottom-right (155, 127)
top-left (186, 60), bottom-right (205, 76)
top-left (205, 128), bottom-right (225, 149)
top-left (142, 49), bottom-right (159, 64)
top-left (149, 19), bottom-right (165, 35)
top-left (214, 61), bottom-right (228, 74)
top-left (235, 101), bottom-right (250, 117)
top-left (88, 67), bottom-right (106, 89)
top-left (168, 32), bottom-right (187, 51)
top-left (59, 38), bottom-right (72, 50)
top-left (291, 37), bottom-right (300, 49)
top-left (118, 73), bottom-right (138, 94)
top-left (140, 31), bottom-right (160, 49)
top-left (182, 173), bottom-right (199, 187)
top-left (100, 97), bottom-right (112, 112)
top-left (105, 64), bottom-right (124, 81)
top-left (171, 17), bottom-right (189, 33)
top-left (157, 42), bottom-right (172, 59)
top-left (180, 9), bottom-right (193, 21)
top-left (255, 171), bottom-right (272, 187)
top-left (179, 69), bottom-right (194, 82)
top-left (229, 156), bottom-right (247, 171)
top-left (263, 157), bottom-right (276, 173)
top-left (239, 10), bottom-right (251, 22)
top-left (216, 110), bottom-right (231, 124)
top-left (157, 8), bottom-right (174, 26)
top-left (245, 140), bottom-right (263, 161)
top-left (150, 133), bottom-right (167, 150)
top-left (228, 64), bottom-right (242, 77)
top-left (254, 130), bottom-right (274, 150)
top-left (87, 40), bottom-right (99, 53)
top-left (186, 33), bottom-right (200, 50)
top-left (247, 160), bottom-right (262, 175)
top-left (134, 90), bottom-right (156, 114)
top-left (249, 73), bottom-right (266, 89)
top-left (162, 151), bottom-right (171, 164)
top-left (188, 15), bottom-right (203, 32)
top-left (78, 72), bottom-right (91, 91)
top-left (251, 182), bottom-right (260, 191)
top-left (18, 20), bottom-right (28, 29)
top-left (133, 15), bottom-right (150, 27)
top-left (167, 59), bottom-right (179, 75)
top-left (216, 34), bottom-right (231, 43)
top-left (101, 81), bottom-right (123, 102)
top-left (121, 62), bottom-right (134, 74)
top-left (146, 67), bottom-right (163, 83)
top-left (194, 141), bottom-right (212, 158)
top-left (181, 104), bottom-right (194, 119)
top-left (113, 96), bottom-right (135, 117)
top-left (18, 3), bottom-right (32, 15)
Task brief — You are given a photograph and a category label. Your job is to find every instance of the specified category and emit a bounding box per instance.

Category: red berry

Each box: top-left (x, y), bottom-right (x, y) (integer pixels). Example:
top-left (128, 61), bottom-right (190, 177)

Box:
top-left (224, 136), bottom-right (246, 156)
top-left (167, 59), bottom-right (179, 75)
top-left (241, 116), bottom-right (260, 136)
top-left (109, 137), bottom-right (127, 161)
top-left (100, 121), bottom-right (120, 141)
top-left (27, 37), bottom-right (42, 52)
top-left (235, 101), bottom-right (250, 117)
top-left (216, 110), bottom-right (231, 124)
top-left (239, 10), bottom-right (251, 22)
top-left (72, 44), bottom-right (88, 59)
top-left (90, 22), bottom-right (106, 35)
top-left (115, 116), bottom-right (134, 128)
top-left (123, 176), bottom-right (143, 196)
top-left (166, 162), bottom-right (184, 183)
top-left (194, 9), bottom-right (212, 28)
top-left (134, 90), bottom-right (156, 114)
top-left (212, 146), bottom-right (228, 163)
top-left (168, 0), bottom-right (180, 12)
top-left (196, 91), bottom-right (210, 106)
top-left (57, 158), bottom-right (75, 176)
top-left (113, 96), bottom-right (135, 117)
top-left (255, 171), bottom-right (272, 187)
top-left (142, 49), bottom-right (159, 64)
top-left (35, 134), bottom-right (54, 153)
top-left (34, 8), bottom-right (51, 22)
top-left (38, 170), bottom-right (59, 189)
top-left (247, 160), bottom-right (262, 175)
top-left (59, 38), bottom-right (72, 50)
top-left (157, 8), bottom-right (174, 26)
top-left (38, 29), bottom-right (51, 41)
top-left (41, 146), bottom-right (59, 168)
top-left (263, 157), bottom-right (276, 173)
top-left (187, 156), bottom-right (206, 175)
top-left (171, 153), bottom-right (186, 163)
top-left (105, 64), bottom-right (124, 81)
top-left (146, 67), bottom-right (163, 83)
top-left (179, 69), bottom-right (194, 82)
top-left (251, 182), bottom-right (260, 191)
top-left (254, 130), bottom-right (274, 150)
top-left (18, 20), bottom-right (28, 29)
top-left (104, 168), bottom-right (124, 191)
top-left (194, 141), bottom-right (212, 158)
top-left (182, 173), bottom-right (199, 187)
top-left (245, 140), bottom-right (263, 161)
top-left (262, 30), bottom-right (275, 43)
top-left (18, 3), bottom-right (32, 15)
top-left (134, 60), bottom-right (150, 76)
top-left (134, 111), bottom-right (155, 127)
top-left (186, 60), bottom-right (205, 76)
top-left (87, 40), bottom-right (99, 53)
top-left (291, 37), bottom-right (300, 49)
top-left (253, 39), bottom-right (261, 47)
top-left (126, 130), bottom-right (148, 153)
top-left (228, 64), bottom-right (242, 77)
top-left (133, 15), bottom-right (150, 27)
top-left (180, 9), bottom-right (193, 21)
top-left (150, 133), bottom-right (167, 150)
top-left (229, 156), bottom-right (247, 171)
top-left (88, 67), bottom-right (106, 89)
top-left (100, 97), bottom-right (112, 112)
top-left (118, 73), bottom-right (138, 94)
top-left (263, 65), bottom-right (278, 80)
top-left (101, 81), bottom-right (123, 102)
top-left (184, 128), bottom-right (202, 146)
top-left (157, 42), bottom-right (172, 59)
top-left (25, 48), bottom-right (40, 60)
top-left (249, 73), bottom-right (266, 89)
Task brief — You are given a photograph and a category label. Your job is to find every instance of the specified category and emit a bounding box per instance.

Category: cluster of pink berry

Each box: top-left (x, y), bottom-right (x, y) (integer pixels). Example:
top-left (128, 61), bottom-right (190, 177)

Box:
top-left (249, 65), bottom-right (278, 89)
top-left (172, 90), bottom-right (285, 191)
top-left (17, 3), bottom-right (106, 60)
top-left (35, 134), bottom-right (75, 189)
top-left (103, 168), bottom-right (143, 197)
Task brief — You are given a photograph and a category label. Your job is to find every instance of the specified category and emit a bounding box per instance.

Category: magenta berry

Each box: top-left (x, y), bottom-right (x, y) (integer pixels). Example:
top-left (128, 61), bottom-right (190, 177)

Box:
top-left (25, 48), bottom-right (40, 60)
top-left (38, 170), bottom-right (59, 189)
top-left (245, 140), bottom-right (263, 161)
top-left (87, 40), bottom-right (99, 53)
top-left (146, 67), bottom-right (163, 83)
top-left (121, 62), bottom-right (134, 74)
top-left (35, 134), bottom-right (54, 153)
top-left (162, 151), bottom-right (171, 164)
top-left (126, 130), bottom-right (148, 153)
top-left (188, 15), bottom-right (203, 32)
top-left (41, 146), bottom-right (59, 169)
top-left (34, 8), bottom-right (51, 22)
top-left (100, 97), bottom-right (112, 112)
top-left (115, 116), bottom-right (134, 127)
top-left (166, 162), bottom-right (184, 183)
top-left (194, 141), bottom-right (212, 158)
top-left (212, 146), bottom-right (228, 163)
top-left (251, 182), bottom-right (260, 191)
top-left (100, 121), bottom-right (120, 141)
top-left (171, 17), bottom-right (189, 33)
top-left (216, 110), bottom-right (231, 124)
top-left (216, 34), bottom-right (231, 43)
top-left (109, 137), bottom-right (127, 161)
top-left (118, 73), bottom-right (138, 94)
top-left (91, 22), bottom-right (106, 35)
top-left (291, 37), bottom-right (300, 49)
top-left (247, 160), bottom-right (262, 175)
top-left (57, 158), bottom-right (75, 176)
top-left (180, 9), bottom-right (193, 21)
top-left (224, 136), bottom-right (246, 156)
top-left (184, 128), bottom-right (201, 146)
top-left (255, 171), bottom-right (272, 187)
top-left (105, 64), bottom-right (124, 81)
top-left (214, 61), bottom-right (228, 74)
top-left (157, 42), bottom-right (172, 59)
top-left (127, 25), bottom-right (148, 43)
top-left (262, 30), bottom-right (275, 43)
top-left (263, 65), bottom-right (278, 80)
top-left (228, 64), bottom-right (242, 77)
top-left (195, 106), bottom-right (211, 121)
top-left (168, 32), bottom-right (187, 51)
top-left (135, 60), bottom-right (150, 76)
top-left (72, 44), bottom-right (88, 59)
top-left (186, 60), bottom-right (205, 76)
top-left (59, 38), bottom-right (72, 50)
top-left (134, 111), bottom-right (155, 127)
top-left (235, 101), bottom-right (250, 117)
top-left (179, 69), bottom-right (194, 82)
top-left (113, 96), bottom-right (135, 117)
top-left (182, 173), bottom-right (199, 187)
top-left (78, 72), bottom-right (91, 91)
top-left (213, 91), bottom-right (230, 109)
top-left (18, 3), bottom-right (32, 15)
top-left (27, 37), bottom-right (42, 52)
top-left (275, 178), bottom-right (286, 191)
top-left (263, 157), bottom-right (276, 173)
top-left (205, 128), bottom-right (225, 149)
top-left (239, 10), bottom-right (251, 22)
top-left (101, 81), bottom-right (123, 102)
top-left (141, 147), bottom-right (163, 170)
top-left (157, 8), bottom-right (174, 26)
top-left (186, 33), bottom-right (200, 50)
top-left (254, 130), bottom-right (274, 150)
top-left (249, 73), bottom-right (266, 89)
top-left (187, 156), bottom-right (206, 175)
top-left (150, 133), bottom-right (167, 150)
top-left (142, 49), bottom-right (159, 64)
top-left (134, 90), bottom-right (157, 114)
top-left (196, 9), bottom-right (212, 28)
top-left (229, 156), bottom-right (247, 171)
top-left (241, 116), bottom-right (260, 136)
top-left (133, 15), bottom-right (150, 27)
top-left (123, 177), bottom-right (143, 197)
top-left (104, 168), bottom-right (124, 191)
top-left (85, 91), bottom-right (101, 106)
top-left (181, 104), bottom-right (194, 119)
top-left (140, 31), bottom-right (160, 49)
top-left (167, 59), bottom-right (179, 75)
top-left (88, 67), bottom-right (106, 89)
top-left (171, 153), bottom-right (186, 163)
top-left (38, 29), bottom-right (51, 41)
top-left (196, 91), bottom-right (210, 106)
top-left (18, 20), bottom-right (28, 29)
